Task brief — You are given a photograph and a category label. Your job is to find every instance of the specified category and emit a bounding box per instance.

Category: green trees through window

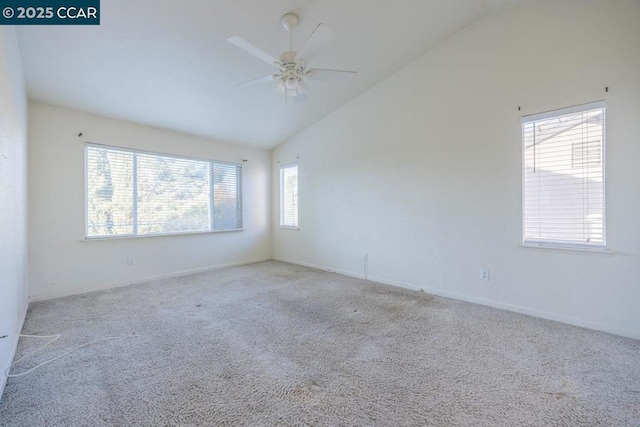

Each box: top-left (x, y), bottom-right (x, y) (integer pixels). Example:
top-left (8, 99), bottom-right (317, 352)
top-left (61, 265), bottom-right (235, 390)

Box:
top-left (86, 145), bottom-right (242, 238)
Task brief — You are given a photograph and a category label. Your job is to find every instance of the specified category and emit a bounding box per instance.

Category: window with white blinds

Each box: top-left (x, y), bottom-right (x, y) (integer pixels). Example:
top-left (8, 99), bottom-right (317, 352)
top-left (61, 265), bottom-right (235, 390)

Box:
top-left (280, 163), bottom-right (298, 228)
top-left (522, 101), bottom-right (605, 249)
top-left (85, 144), bottom-right (242, 238)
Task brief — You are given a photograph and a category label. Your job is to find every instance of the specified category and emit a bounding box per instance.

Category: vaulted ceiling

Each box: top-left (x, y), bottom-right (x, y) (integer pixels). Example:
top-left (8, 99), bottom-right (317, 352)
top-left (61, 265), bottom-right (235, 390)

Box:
top-left (17, 0), bottom-right (527, 149)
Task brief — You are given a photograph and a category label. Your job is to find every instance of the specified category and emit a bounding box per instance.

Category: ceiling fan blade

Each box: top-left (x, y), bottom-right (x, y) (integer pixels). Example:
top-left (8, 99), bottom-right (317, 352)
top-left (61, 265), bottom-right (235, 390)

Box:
top-left (296, 24), bottom-right (332, 64)
top-left (237, 75), bottom-right (278, 88)
top-left (227, 36), bottom-right (280, 67)
top-left (305, 68), bottom-right (357, 84)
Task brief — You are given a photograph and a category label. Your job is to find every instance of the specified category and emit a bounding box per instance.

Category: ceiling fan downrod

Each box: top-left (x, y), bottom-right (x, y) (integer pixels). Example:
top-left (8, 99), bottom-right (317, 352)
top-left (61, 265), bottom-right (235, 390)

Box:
top-left (281, 13), bottom-right (299, 52)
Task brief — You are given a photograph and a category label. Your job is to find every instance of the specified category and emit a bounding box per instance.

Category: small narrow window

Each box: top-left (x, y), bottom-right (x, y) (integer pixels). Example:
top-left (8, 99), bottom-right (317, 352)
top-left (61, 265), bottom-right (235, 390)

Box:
top-left (522, 101), bottom-right (605, 249)
top-left (280, 163), bottom-right (298, 228)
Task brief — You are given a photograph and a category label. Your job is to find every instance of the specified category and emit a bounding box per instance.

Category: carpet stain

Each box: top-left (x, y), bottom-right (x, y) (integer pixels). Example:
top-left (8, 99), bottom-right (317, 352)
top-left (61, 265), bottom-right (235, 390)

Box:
top-left (1, 261), bottom-right (639, 427)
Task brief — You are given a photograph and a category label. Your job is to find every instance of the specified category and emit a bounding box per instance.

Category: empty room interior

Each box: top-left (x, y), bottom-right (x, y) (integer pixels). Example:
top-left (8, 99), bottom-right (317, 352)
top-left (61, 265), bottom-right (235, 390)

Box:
top-left (1, 0), bottom-right (639, 425)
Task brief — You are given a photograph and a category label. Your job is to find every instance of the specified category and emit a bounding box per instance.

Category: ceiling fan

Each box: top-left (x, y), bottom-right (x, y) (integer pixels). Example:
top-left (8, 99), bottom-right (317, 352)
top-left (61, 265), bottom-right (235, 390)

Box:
top-left (227, 13), bottom-right (357, 103)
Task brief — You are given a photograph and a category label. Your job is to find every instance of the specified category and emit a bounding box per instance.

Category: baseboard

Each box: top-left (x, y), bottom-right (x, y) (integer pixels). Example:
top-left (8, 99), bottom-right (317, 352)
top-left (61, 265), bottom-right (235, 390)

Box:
top-left (0, 299), bottom-right (29, 402)
top-left (274, 257), bottom-right (640, 341)
top-left (29, 258), bottom-right (272, 302)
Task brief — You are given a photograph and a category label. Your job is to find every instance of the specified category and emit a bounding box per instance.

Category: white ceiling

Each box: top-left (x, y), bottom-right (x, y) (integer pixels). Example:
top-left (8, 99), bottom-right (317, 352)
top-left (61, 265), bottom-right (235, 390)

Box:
top-left (17, 0), bottom-right (526, 149)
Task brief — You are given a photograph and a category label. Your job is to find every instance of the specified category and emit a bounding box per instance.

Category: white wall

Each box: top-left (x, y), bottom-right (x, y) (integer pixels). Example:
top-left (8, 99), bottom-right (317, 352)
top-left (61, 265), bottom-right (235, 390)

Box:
top-left (0, 27), bottom-right (28, 396)
top-left (29, 103), bottom-right (270, 300)
top-left (272, 0), bottom-right (640, 339)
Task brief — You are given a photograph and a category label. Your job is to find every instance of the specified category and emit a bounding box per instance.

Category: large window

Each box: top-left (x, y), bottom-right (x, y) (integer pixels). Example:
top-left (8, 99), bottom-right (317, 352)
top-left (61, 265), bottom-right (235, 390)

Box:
top-left (522, 101), bottom-right (605, 249)
top-left (85, 144), bottom-right (242, 238)
top-left (279, 163), bottom-right (298, 228)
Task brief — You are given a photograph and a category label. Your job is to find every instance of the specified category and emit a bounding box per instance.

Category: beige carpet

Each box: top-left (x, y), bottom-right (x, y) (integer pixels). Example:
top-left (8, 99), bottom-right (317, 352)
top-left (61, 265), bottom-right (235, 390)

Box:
top-left (1, 261), bottom-right (639, 426)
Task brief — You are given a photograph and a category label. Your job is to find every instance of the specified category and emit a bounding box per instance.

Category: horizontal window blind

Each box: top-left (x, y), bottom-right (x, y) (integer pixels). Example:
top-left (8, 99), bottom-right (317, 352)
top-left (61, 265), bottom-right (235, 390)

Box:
top-left (280, 163), bottom-right (298, 227)
top-left (86, 144), bottom-right (242, 238)
top-left (522, 101), bottom-right (605, 248)
top-left (86, 147), bottom-right (134, 236)
top-left (136, 153), bottom-right (210, 234)
top-left (212, 163), bottom-right (242, 231)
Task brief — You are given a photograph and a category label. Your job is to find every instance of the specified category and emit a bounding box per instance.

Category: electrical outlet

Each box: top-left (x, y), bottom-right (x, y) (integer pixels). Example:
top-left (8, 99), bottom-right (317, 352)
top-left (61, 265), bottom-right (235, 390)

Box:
top-left (480, 270), bottom-right (490, 281)
top-left (127, 257), bottom-right (135, 266)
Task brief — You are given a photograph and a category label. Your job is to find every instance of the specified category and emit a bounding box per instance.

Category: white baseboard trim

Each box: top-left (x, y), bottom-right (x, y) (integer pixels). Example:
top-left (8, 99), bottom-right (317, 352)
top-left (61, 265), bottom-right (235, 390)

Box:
top-left (29, 258), bottom-right (272, 302)
top-left (274, 257), bottom-right (640, 341)
top-left (1, 299), bottom-right (29, 401)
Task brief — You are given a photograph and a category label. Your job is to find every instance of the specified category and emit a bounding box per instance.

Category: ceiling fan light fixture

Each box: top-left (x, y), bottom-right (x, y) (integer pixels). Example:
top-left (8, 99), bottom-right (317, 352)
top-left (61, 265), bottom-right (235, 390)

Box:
top-left (285, 76), bottom-right (299, 90)
top-left (298, 78), bottom-right (307, 94)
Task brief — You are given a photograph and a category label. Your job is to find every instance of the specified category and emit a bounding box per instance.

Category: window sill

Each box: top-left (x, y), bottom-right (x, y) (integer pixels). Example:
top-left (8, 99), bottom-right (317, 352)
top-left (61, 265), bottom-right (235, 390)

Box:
top-left (81, 228), bottom-right (244, 242)
top-left (279, 226), bottom-right (300, 231)
top-left (519, 243), bottom-right (615, 255)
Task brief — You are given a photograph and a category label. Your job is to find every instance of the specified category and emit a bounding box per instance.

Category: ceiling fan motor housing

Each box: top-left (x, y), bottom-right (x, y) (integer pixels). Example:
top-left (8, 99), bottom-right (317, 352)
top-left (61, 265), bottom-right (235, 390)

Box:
top-left (278, 52), bottom-right (305, 79)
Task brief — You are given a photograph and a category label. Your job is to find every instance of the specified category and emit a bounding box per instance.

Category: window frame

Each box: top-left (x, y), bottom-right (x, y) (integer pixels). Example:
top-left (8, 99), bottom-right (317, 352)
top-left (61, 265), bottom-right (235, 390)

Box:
top-left (279, 162), bottom-right (299, 230)
top-left (520, 101), bottom-right (607, 251)
top-left (84, 142), bottom-right (243, 240)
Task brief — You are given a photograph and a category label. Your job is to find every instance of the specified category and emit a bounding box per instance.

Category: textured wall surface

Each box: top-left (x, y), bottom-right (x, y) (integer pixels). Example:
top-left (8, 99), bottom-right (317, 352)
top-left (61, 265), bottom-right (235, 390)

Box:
top-left (28, 103), bottom-right (271, 300)
top-left (0, 26), bottom-right (28, 397)
top-left (272, 0), bottom-right (640, 339)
